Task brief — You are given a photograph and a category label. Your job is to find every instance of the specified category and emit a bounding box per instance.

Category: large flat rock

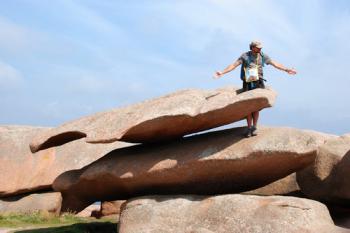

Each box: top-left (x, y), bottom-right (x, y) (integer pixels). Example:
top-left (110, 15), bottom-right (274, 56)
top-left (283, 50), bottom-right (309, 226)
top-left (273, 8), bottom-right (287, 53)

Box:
top-left (118, 194), bottom-right (344, 233)
top-left (53, 126), bottom-right (331, 213)
top-left (0, 125), bottom-right (130, 197)
top-left (0, 192), bottom-right (61, 214)
top-left (297, 134), bottom-right (350, 204)
top-left (30, 86), bottom-right (277, 152)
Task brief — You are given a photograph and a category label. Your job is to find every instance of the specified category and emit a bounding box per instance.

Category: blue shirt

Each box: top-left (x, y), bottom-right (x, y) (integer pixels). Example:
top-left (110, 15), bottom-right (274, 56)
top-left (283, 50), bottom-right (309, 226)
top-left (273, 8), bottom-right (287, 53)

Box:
top-left (237, 51), bottom-right (272, 80)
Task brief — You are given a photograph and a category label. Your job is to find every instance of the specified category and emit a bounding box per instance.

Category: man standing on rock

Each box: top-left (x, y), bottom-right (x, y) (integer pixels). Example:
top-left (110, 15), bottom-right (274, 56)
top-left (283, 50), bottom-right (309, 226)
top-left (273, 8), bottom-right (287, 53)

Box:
top-left (214, 40), bottom-right (297, 137)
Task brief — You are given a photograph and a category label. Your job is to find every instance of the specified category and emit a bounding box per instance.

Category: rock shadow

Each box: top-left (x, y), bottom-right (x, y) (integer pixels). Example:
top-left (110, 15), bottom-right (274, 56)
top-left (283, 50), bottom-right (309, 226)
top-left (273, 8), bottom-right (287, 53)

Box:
top-left (14, 221), bottom-right (117, 233)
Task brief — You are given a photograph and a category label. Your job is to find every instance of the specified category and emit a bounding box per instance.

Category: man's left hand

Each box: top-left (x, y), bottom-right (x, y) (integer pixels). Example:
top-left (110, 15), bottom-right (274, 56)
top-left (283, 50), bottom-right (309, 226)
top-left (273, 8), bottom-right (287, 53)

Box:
top-left (286, 68), bottom-right (297, 75)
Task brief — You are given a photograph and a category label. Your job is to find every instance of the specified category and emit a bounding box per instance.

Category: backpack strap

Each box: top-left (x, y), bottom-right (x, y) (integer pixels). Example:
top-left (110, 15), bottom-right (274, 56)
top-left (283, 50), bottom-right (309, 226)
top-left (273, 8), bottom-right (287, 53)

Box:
top-left (247, 51), bottom-right (264, 67)
top-left (246, 51), bottom-right (251, 67)
top-left (260, 52), bottom-right (265, 67)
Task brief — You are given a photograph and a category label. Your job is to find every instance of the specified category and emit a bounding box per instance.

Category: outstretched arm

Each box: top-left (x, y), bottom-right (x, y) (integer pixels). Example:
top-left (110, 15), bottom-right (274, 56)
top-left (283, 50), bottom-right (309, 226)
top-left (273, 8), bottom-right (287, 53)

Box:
top-left (270, 60), bottom-right (297, 75)
top-left (214, 60), bottom-right (242, 79)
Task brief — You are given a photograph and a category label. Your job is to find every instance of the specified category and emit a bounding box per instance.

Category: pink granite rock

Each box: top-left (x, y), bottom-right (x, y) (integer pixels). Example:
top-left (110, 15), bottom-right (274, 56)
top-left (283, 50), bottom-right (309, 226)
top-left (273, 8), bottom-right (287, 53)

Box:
top-left (118, 194), bottom-right (345, 233)
top-left (30, 86), bottom-right (277, 152)
top-left (76, 203), bottom-right (100, 218)
top-left (100, 200), bottom-right (125, 216)
top-left (0, 192), bottom-right (61, 214)
top-left (243, 173), bottom-right (301, 196)
top-left (0, 125), bottom-right (130, 197)
top-left (53, 126), bottom-right (331, 213)
top-left (297, 134), bottom-right (350, 204)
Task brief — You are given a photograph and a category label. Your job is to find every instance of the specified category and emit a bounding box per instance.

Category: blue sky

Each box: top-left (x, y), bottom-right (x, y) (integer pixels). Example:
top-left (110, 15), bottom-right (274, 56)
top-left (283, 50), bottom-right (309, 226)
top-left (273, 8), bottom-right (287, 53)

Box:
top-left (0, 0), bottom-right (349, 135)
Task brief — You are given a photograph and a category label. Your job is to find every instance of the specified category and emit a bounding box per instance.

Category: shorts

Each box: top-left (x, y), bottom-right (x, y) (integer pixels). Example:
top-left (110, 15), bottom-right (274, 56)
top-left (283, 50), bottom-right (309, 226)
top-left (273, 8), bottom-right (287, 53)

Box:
top-left (243, 79), bottom-right (265, 92)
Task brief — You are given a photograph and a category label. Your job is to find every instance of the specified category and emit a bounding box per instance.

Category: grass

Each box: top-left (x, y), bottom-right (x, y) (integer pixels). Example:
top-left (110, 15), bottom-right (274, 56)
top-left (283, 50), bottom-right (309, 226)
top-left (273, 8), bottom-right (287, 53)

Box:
top-left (0, 211), bottom-right (117, 233)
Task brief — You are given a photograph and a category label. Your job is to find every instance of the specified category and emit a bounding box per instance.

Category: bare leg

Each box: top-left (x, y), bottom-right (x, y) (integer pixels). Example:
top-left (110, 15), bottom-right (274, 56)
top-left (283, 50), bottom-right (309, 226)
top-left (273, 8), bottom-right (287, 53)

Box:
top-left (246, 114), bottom-right (253, 128)
top-left (252, 111), bottom-right (259, 127)
top-left (251, 111), bottom-right (259, 136)
top-left (245, 114), bottom-right (253, 137)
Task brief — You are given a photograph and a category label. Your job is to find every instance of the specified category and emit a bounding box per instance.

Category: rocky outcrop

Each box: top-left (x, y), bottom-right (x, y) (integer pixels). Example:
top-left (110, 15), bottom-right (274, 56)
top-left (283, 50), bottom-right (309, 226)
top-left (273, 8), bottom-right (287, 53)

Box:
top-left (30, 86), bottom-right (277, 152)
top-left (53, 126), bottom-right (331, 213)
top-left (118, 194), bottom-right (344, 233)
top-left (0, 192), bottom-right (61, 214)
top-left (0, 125), bottom-right (130, 197)
top-left (297, 134), bottom-right (350, 204)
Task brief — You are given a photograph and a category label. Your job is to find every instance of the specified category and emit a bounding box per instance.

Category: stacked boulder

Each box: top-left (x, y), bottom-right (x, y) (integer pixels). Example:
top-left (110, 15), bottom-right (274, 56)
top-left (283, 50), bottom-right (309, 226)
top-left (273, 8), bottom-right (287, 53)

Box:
top-left (0, 125), bottom-right (129, 214)
top-left (52, 126), bottom-right (328, 212)
top-left (2, 86), bottom-right (349, 232)
top-left (297, 134), bottom-right (350, 204)
top-left (119, 195), bottom-right (345, 233)
top-left (29, 86), bottom-right (277, 151)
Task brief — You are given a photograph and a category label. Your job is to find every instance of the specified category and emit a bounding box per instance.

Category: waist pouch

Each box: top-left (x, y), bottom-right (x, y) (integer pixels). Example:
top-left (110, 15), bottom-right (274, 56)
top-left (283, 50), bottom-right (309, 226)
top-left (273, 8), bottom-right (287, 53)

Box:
top-left (244, 66), bottom-right (259, 82)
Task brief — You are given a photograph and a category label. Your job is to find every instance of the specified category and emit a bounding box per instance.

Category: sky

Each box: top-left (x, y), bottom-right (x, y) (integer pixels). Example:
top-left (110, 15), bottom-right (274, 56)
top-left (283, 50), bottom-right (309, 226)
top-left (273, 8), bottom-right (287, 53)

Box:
top-left (0, 0), bottom-right (349, 135)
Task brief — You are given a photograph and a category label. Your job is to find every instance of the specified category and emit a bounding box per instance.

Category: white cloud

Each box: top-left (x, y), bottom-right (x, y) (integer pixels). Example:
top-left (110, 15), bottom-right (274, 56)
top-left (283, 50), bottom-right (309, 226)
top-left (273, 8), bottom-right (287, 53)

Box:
top-left (61, 0), bottom-right (124, 36)
top-left (165, 0), bottom-right (303, 48)
top-left (0, 61), bottom-right (23, 89)
top-left (0, 16), bottom-right (48, 56)
top-left (0, 16), bottom-right (30, 53)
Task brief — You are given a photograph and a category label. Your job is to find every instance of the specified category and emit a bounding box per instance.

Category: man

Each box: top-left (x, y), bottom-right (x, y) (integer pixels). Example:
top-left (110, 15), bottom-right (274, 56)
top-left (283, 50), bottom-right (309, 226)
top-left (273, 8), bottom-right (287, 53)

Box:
top-left (214, 40), bottom-right (297, 137)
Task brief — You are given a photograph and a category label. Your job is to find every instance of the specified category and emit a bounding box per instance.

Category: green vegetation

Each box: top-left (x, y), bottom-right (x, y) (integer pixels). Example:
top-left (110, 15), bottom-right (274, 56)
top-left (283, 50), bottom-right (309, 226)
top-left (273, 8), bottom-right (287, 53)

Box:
top-left (0, 211), bottom-right (117, 233)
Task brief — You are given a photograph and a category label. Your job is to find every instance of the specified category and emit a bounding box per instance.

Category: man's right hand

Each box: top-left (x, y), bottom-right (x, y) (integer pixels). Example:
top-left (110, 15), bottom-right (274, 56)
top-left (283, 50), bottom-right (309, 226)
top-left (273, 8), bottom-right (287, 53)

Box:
top-left (213, 71), bottom-right (223, 79)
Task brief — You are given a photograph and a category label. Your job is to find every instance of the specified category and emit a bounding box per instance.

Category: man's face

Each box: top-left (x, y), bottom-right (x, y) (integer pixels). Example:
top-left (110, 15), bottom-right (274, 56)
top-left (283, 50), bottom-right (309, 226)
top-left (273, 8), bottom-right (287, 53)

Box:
top-left (252, 46), bottom-right (262, 53)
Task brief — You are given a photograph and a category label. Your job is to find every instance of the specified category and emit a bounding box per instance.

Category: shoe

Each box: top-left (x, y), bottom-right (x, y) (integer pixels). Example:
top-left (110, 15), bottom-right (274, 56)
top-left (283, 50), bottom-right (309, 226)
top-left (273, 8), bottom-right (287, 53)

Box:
top-left (251, 125), bottom-right (258, 136)
top-left (245, 127), bottom-right (251, 138)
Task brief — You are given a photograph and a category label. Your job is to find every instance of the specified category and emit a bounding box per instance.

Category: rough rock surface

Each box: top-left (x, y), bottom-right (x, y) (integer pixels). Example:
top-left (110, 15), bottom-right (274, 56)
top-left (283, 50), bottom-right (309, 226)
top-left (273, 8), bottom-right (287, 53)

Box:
top-left (297, 134), bottom-right (350, 204)
top-left (0, 192), bottom-right (61, 214)
top-left (76, 203), bottom-right (100, 217)
top-left (0, 125), bottom-right (130, 197)
top-left (53, 126), bottom-right (331, 213)
top-left (100, 200), bottom-right (125, 216)
top-left (118, 194), bottom-right (344, 233)
top-left (30, 86), bottom-right (277, 152)
top-left (243, 173), bottom-right (301, 196)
